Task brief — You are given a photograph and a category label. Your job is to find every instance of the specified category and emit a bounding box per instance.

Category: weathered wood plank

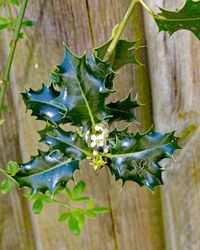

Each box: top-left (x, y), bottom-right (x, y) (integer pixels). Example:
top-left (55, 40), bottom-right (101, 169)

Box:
top-left (87, 1), bottom-right (165, 249)
top-left (0, 0), bottom-right (168, 249)
top-left (143, 0), bottom-right (200, 249)
top-left (0, 17), bottom-right (36, 250)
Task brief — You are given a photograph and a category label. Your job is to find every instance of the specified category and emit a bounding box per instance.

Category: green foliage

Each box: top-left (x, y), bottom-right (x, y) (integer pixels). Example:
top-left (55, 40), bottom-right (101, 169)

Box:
top-left (154, 0), bottom-right (200, 40)
top-left (22, 181), bottom-right (109, 235)
top-left (0, 0), bottom-right (33, 39)
top-left (0, 179), bottom-right (12, 193)
top-left (32, 199), bottom-right (43, 214)
top-left (7, 161), bottom-right (18, 175)
top-left (13, 151), bottom-right (79, 195)
top-left (58, 212), bottom-right (70, 222)
top-left (0, 0), bottom-right (4, 8)
top-left (95, 39), bottom-right (141, 70)
top-left (10, 0), bottom-right (19, 6)
top-left (108, 127), bottom-right (180, 190)
top-left (73, 181), bottom-right (85, 198)
top-left (0, 0), bottom-right (184, 237)
top-left (14, 43), bottom-right (180, 193)
top-left (22, 20), bottom-right (33, 27)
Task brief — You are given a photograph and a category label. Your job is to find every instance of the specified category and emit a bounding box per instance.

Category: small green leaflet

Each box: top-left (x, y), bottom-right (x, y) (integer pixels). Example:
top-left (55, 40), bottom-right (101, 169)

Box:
top-left (10, 0), bottom-right (19, 6)
top-left (0, 179), bottom-right (12, 193)
top-left (154, 0), bottom-right (200, 40)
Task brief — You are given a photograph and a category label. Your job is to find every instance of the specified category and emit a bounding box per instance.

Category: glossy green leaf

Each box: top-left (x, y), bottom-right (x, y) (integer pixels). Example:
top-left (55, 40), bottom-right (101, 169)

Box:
top-left (10, 0), bottom-right (19, 6)
top-left (58, 212), bottom-right (70, 222)
top-left (32, 199), bottom-right (43, 214)
top-left (39, 125), bottom-right (91, 159)
top-left (68, 216), bottom-right (80, 236)
top-left (50, 45), bottom-right (113, 130)
top-left (22, 84), bottom-right (70, 125)
top-left (13, 150), bottom-right (79, 195)
top-left (91, 207), bottom-right (110, 213)
top-left (7, 161), bottom-right (18, 175)
top-left (0, 179), bottom-right (12, 193)
top-left (105, 93), bottom-right (139, 125)
top-left (73, 181), bottom-right (85, 198)
top-left (154, 0), bottom-right (200, 40)
top-left (22, 20), bottom-right (33, 27)
top-left (95, 39), bottom-right (141, 70)
top-left (107, 128), bottom-right (180, 191)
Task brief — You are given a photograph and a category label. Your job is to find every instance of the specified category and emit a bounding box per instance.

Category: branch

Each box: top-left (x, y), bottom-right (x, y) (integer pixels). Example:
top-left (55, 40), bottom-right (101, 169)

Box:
top-left (0, 0), bottom-right (29, 118)
top-left (103, 0), bottom-right (138, 61)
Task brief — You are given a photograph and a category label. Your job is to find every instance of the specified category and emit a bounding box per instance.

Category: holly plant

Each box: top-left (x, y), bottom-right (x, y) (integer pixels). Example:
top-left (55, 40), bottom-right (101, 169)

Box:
top-left (1, 0), bottom-right (199, 236)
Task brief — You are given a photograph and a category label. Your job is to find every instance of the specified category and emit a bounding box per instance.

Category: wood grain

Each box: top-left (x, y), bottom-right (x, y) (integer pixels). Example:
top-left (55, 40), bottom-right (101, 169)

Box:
top-left (143, 0), bottom-right (200, 249)
top-left (0, 0), bottom-right (169, 249)
top-left (0, 16), bottom-right (36, 250)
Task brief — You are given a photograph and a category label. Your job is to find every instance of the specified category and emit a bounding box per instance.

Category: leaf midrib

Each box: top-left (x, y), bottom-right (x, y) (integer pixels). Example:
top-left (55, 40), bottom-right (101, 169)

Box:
top-left (69, 56), bottom-right (96, 127)
top-left (155, 16), bottom-right (200, 22)
top-left (19, 159), bottom-right (76, 178)
top-left (108, 142), bottom-right (173, 158)
top-left (49, 133), bottom-right (92, 158)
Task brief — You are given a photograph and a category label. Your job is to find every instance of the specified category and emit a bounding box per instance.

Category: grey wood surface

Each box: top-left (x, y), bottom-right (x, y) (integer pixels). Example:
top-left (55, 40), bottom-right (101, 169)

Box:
top-left (1, 0), bottom-right (197, 249)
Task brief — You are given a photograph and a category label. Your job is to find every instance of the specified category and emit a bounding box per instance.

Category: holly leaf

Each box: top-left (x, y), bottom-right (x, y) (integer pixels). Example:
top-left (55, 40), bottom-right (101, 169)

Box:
top-left (154, 0), bottom-right (200, 40)
top-left (22, 84), bottom-right (70, 125)
top-left (105, 93), bottom-right (139, 125)
top-left (13, 150), bottom-right (79, 195)
top-left (39, 125), bottom-right (91, 160)
top-left (95, 39), bottom-right (141, 70)
top-left (107, 128), bottom-right (180, 191)
top-left (50, 45), bottom-right (113, 130)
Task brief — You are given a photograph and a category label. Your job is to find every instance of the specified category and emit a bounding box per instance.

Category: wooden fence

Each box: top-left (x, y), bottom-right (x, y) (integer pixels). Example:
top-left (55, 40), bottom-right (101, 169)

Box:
top-left (0, 0), bottom-right (199, 249)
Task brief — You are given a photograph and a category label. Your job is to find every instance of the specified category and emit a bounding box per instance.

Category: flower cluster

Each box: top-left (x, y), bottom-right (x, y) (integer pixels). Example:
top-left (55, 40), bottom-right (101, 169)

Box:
top-left (86, 124), bottom-right (108, 148)
top-left (85, 124), bottom-right (109, 170)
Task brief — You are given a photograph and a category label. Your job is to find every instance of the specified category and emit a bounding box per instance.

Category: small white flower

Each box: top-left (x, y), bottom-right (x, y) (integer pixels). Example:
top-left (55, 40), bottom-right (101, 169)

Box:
top-left (98, 141), bottom-right (104, 147)
top-left (91, 134), bottom-right (97, 141)
top-left (96, 134), bottom-right (104, 141)
top-left (93, 150), bottom-right (98, 156)
top-left (95, 125), bottom-right (102, 131)
top-left (91, 141), bottom-right (96, 148)
top-left (86, 131), bottom-right (90, 135)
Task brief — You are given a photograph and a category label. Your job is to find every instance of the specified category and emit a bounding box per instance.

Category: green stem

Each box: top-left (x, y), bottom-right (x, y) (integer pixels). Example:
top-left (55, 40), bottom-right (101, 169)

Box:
top-left (139, 0), bottom-right (155, 16)
top-left (52, 198), bottom-right (71, 209)
top-left (103, 0), bottom-right (138, 61)
top-left (7, 0), bottom-right (15, 29)
top-left (0, 0), bottom-right (28, 118)
top-left (0, 167), bottom-right (18, 184)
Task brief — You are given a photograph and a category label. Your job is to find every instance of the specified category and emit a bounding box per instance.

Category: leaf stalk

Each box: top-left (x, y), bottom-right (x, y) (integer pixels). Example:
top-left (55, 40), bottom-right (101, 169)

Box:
top-left (103, 0), bottom-right (138, 61)
top-left (0, 167), bottom-right (18, 184)
top-left (139, 0), bottom-right (155, 16)
top-left (0, 0), bottom-right (29, 118)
